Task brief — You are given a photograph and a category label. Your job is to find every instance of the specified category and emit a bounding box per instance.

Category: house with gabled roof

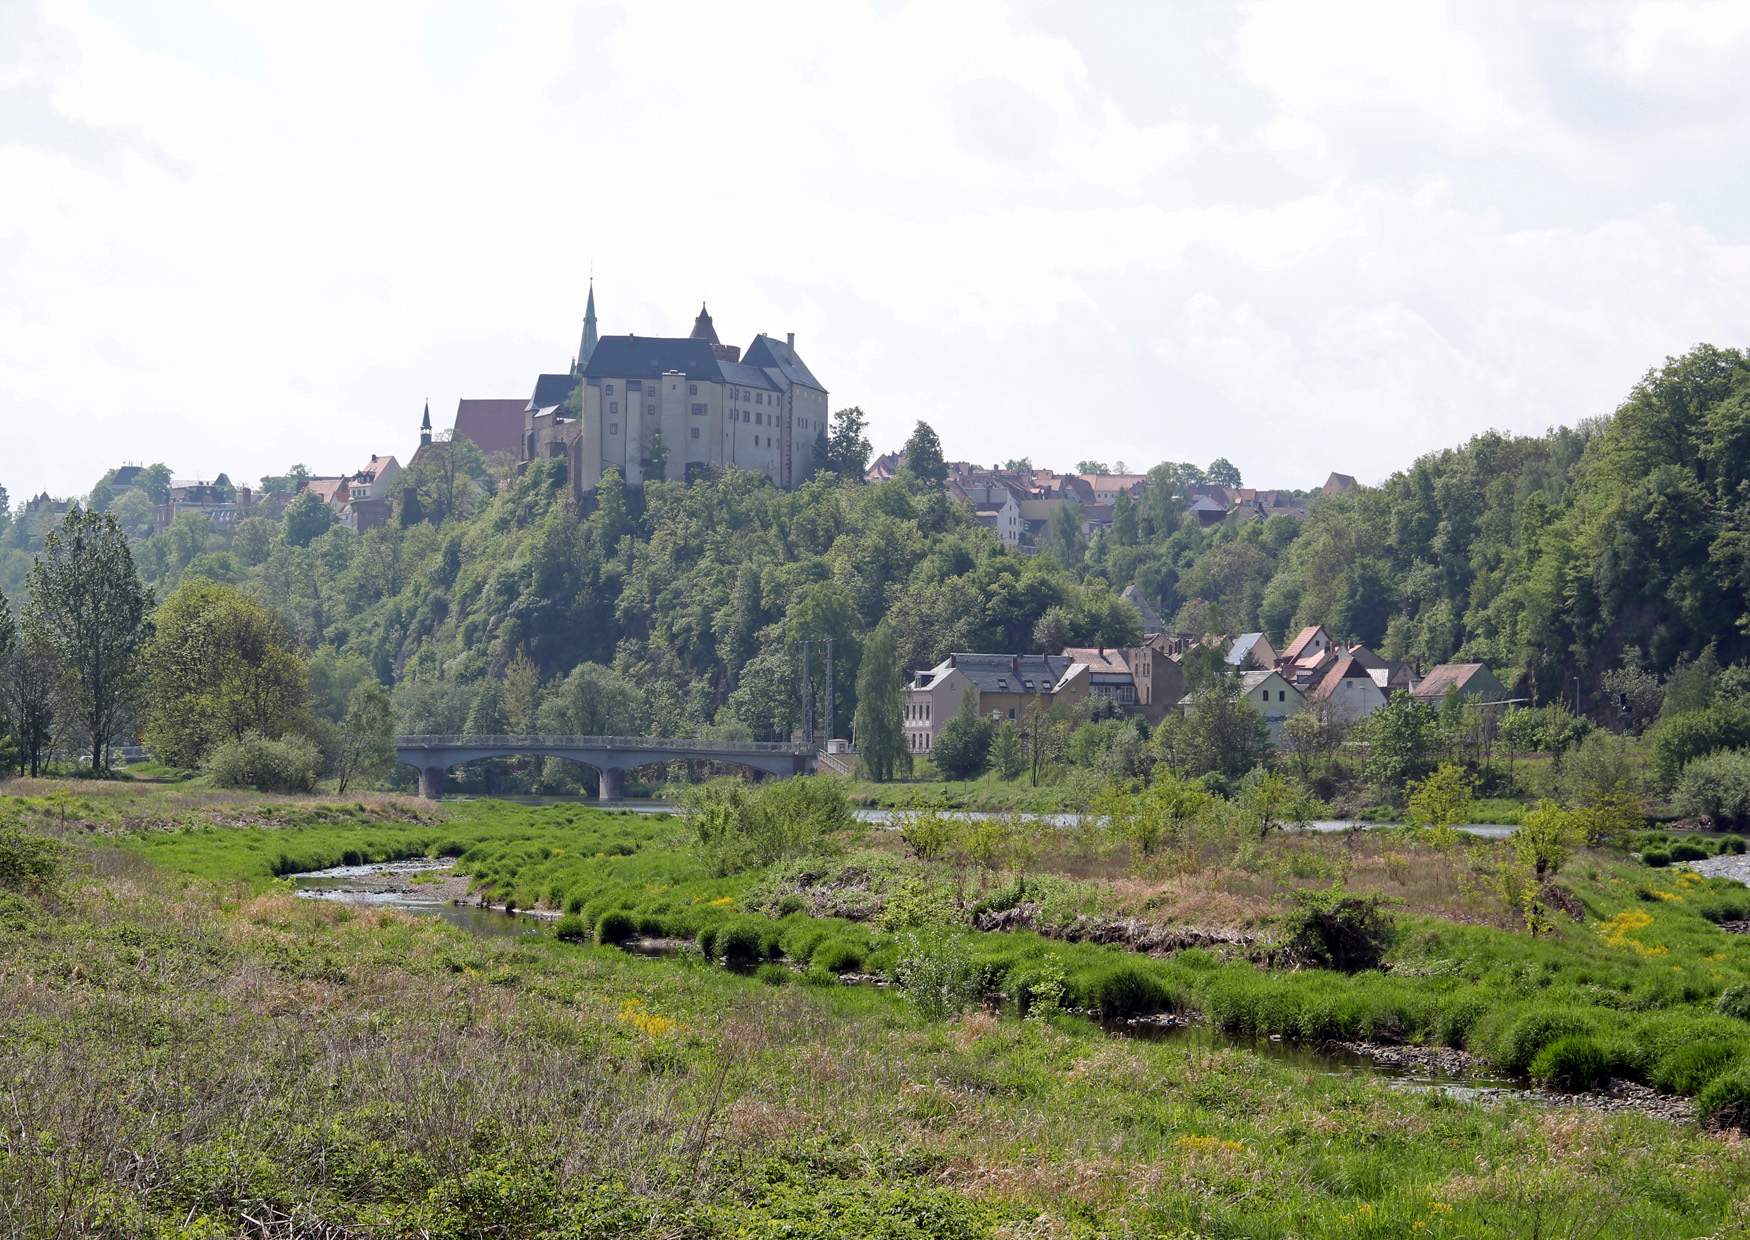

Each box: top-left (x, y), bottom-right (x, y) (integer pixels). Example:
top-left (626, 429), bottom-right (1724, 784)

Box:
top-left (1226, 632), bottom-right (1278, 670)
top-left (1121, 585), bottom-right (1165, 636)
top-left (1308, 654), bottom-right (1387, 723)
top-left (1179, 668), bottom-right (1304, 740)
top-left (904, 653), bottom-right (1090, 755)
top-left (1412, 663), bottom-right (1509, 705)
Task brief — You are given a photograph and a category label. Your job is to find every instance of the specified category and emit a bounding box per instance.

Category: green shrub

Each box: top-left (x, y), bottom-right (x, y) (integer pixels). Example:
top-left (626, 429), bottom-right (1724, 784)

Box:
top-left (1670, 842), bottom-right (1710, 862)
top-left (1652, 1041), bottom-right (1743, 1094)
top-left (1529, 1035), bottom-right (1610, 1092)
top-left (1723, 835), bottom-right (1749, 854)
top-left (553, 914), bottom-right (590, 943)
top-left (755, 962), bottom-right (792, 986)
top-left (893, 928), bottom-right (984, 1019)
top-left (1083, 962), bottom-right (1172, 1019)
top-left (1674, 750), bottom-right (1750, 825)
top-left (696, 926), bottom-right (719, 959)
top-left (1642, 849), bottom-right (1672, 868)
top-left (801, 965), bottom-right (838, 987)
top-left (0, 827), bottom-right (61, 892)
top-left (717, 920), bottom-right (769, 972)
top-left (812, 939), bottom-right (865, 974)
top-left (204, 732), bottom-right (323, 793)
top-left (596, 910), bottom-right (637, 946)
top-left (1277, 887), bottom-right (1397, 973)
top-left (1719, 985), bottom-right (1750, 1022)
top-left (1490, 1008), bottom-right (1598, 1077)
top-left (1698, 1068), bottom-right (1750, 1128)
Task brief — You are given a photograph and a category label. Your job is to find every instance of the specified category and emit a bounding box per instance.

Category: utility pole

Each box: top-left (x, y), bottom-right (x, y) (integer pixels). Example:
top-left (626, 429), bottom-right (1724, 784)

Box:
top-left (800, 640), bottom-right (814, 746)
top-left (822, 638), bottom-right (834, 745)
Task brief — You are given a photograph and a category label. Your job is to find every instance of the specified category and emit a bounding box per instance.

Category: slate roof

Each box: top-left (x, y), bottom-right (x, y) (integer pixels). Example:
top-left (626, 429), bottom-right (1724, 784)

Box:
top-left (1121, 584), bottom-right (1165, 634)
top-left (917, 653), bottom-right (1081, 696)
top-left (717, 361), bottom-right (783, 391)
top-left (1227, 632), bottom-right (1269, 666)
top-left (582, 335), bottom-right (722, 382)
top-left (1061, 647), bottom-right (1132, 678)
top-left (690, 304), bottom-right (720, 344)
top-left (453, 398), bottom-right (527, 458)
top-left (526, 372), bottom-right (580, 413)
top-left (743, 334), bottom-right (823, 390)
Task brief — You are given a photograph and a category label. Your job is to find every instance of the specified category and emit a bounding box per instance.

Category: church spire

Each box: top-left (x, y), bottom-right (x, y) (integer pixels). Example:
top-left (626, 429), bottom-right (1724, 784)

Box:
top-left (690, 301), bottom-right (720, 345)
top-left (419, 399), bottom-right (432, 446)
top-left (574, 279), bottom-right (598, 374)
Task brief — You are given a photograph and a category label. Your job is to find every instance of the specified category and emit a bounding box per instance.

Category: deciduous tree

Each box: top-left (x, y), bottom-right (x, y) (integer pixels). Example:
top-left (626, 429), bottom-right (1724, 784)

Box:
top-left (24, 507), bottom-right (151, 772)
top-left (852, 621), bottom-right (907, 782)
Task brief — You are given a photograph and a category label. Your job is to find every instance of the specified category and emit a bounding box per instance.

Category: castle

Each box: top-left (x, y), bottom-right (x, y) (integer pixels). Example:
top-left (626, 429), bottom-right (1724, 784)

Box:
top-left (520, 285), bottom-right (828, 495)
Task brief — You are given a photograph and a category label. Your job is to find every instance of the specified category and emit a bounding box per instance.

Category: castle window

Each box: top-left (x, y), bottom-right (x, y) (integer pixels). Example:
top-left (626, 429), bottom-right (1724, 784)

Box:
top-left (688, 383), bottom-right (698, 396)
top-left (605, 384), bottom-right (614, 394)
top-left (691, 403), bottom-right (706, 416)
top-left (690, 427), bottom-right (701, 439)
top-left (608, 423), bottom-right (618, 434)
top-left (646, 403), bottom-right (655, 415)
top-left (609, 401), bottom-right (618, 414)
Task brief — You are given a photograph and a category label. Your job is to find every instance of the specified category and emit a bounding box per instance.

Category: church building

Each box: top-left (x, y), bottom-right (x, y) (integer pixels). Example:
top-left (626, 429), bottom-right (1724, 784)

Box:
top-left (522, 285), bottom-right (828, 496)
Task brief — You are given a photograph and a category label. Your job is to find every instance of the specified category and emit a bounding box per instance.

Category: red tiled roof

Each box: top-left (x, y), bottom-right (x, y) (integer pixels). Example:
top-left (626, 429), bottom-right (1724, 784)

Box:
top-left (1280, 625), bottom-right (1325, 661)
top-left (1309, 655), bottom-right (1368, 702)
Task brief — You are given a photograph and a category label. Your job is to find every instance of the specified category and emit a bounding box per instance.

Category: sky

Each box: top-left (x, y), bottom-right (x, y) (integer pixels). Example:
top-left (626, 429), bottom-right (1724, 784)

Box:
top-left (5, 0), bottom-right (1750, 501)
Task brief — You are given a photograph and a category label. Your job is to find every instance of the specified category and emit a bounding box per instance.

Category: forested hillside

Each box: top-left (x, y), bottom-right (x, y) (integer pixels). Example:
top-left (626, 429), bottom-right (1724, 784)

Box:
top-left (3, 344), bottom-right (1749, 735)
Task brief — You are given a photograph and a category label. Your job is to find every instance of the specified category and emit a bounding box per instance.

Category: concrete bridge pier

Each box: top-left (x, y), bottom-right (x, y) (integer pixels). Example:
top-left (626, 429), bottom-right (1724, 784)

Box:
top-left (417, 766), bottom-right (446, 800)
top-left (598, 768), bottom-right (624, 804)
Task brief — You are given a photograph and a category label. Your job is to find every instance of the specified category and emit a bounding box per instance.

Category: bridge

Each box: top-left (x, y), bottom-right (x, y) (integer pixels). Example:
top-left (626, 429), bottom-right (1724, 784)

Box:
top-left (394, 734), bottom-right (816, 801)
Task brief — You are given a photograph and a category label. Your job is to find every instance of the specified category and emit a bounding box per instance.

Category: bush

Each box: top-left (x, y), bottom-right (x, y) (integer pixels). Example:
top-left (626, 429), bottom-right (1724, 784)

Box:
top-left (893, 929), bottom-right (984, 1019)
top-left (1642, 848), bottom-right (1672, 868)
top-left (716, 920), bottom-right (769, 972)
top-left (1719, 985), bottom-right (1750, 1022)
top-left (1653, 1041), bottom-right (1743, 1095)
top-left (1277, 887), bottom-right (1396, 973)
top-left (1724, 836), bottom-right (1749, 854)
top-left (1670, 842), bottom-right (1710, 862)
top-left (1529, 1035), bottom-right (1611, 1092)
top-left (1083, 962), bottom-right (1173, 1019)
top-left (696, 926), bottom-right (719, 959)
top-left (596, 910), bottom-right (637, 946)
top-left (812, 939), bottom-right (865, 974)
top-left (1675, 750), bottom-right (1750, 825)
top-left (1698, 1068), bottom-right (1750, 1129)
top-left (0, 827), bottom-right (61, 892)
top-left (553, 914), bottom-right (590, 943)
top-left (204, 732), bottom-right (323, 793)
top-left (1490, 1008), bottom-right (1597, 1077)
top-left (755, 962), bottom-right (791, 987)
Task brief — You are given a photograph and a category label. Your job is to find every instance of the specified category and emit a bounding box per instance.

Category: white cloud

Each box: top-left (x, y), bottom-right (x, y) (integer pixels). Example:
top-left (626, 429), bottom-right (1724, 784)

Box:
top-left (3, 0), bottom-right (1749, 500)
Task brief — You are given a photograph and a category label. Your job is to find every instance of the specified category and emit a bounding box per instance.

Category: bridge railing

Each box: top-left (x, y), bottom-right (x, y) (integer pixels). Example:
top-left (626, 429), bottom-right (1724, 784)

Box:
top-left (394, 734), bottom-right (809, 755)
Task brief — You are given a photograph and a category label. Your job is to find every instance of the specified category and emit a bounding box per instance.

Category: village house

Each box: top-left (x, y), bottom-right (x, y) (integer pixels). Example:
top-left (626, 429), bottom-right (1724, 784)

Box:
top-left (1307, 653), bottom-right (1387, 723)
top-left (153, 476), bottom-right (258, 532)
top-left (948, 476), bottom-right (1026, 546)
top-left (1226, 632), bottom-right (1278, 670)
top-left (904, 653), bottom-right (1090, 756)
top-left (1179, 668), bottom-right (1305, 740)
top-left (1121, 584), bottom-right (1165, 635)
top-left (338, 455), bottom-right (400, 532)
top-left (1413, 662), bottom-right (1510, 705)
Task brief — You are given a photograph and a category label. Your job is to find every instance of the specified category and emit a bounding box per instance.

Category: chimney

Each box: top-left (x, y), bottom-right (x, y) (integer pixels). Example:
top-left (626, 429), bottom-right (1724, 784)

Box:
top-left (1011, 655), bottom-right (1019, 673)
top-left (786, 332), bottom-right (795, 349)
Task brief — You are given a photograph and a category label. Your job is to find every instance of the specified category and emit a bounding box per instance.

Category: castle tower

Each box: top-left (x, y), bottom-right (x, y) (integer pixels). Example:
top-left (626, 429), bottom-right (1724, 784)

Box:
top-left (419, 399), bottom-right (432, 447)
top-left (690, 301), bottom-right (720, 344)
top-left (573, 280), bottom-right (598, 374)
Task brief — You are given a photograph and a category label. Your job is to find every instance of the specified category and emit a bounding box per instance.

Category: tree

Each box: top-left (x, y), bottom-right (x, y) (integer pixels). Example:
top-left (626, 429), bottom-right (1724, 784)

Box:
top-left (852, 621), bottom-right (907, 781)
top-left (823, 406), bottom-right (873, 481)
top-left (501, 650), bottom-right (542, 734)
top-left (1280, 704), bottom-right (1346, 782)
top-left (334, 680), bottom-right (394, 793)
top-left (1361, 693), bottom-right (1438, 800)
top-left (989, 719), bottom-right (1024, 779)
top-left (1406, 763), bottom-right (1475, 840)
top-left (24, 507), bottom-right (151, 772)
top-left (1, 629), bottom-right (59, 776)
top-left (1023, 695), bottom-right (1070, 786)
top-left (540, 662), bottom-right (646, 736)
top-left (1047, 502), bottom-right (1084, 569)
top-left (140, 578), bottom-right (309, 767)
top-left (932, 693), bottom-right (992, 779)
top-left (1076, 461), bottom-right (1110, 476)
top-left (1002, 458), bottom-right (1032, 471)
top-left (1154, 685), bottom-right (1271, 781)
top-left (901, 422), bottom-right (948, 487)
top-left (1206, 457), bottom-right (1242, 487)
top-left (1233, 768), bottom-right (1321, 838)
top-left (283, 491), bottom-right (336, 547)
top-left (643, 430), bottom-right (670, 482)
top-left (259, 464), bottom-right (309, 496)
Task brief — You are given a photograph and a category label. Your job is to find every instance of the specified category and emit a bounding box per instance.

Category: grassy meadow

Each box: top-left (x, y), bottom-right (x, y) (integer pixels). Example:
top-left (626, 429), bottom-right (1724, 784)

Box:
top-left (5, 782), bottom-right (1750, 1236)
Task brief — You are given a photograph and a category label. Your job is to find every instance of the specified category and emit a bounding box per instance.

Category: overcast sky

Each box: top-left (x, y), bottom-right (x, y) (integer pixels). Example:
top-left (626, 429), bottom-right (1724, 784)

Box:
top-left (6, 0), bottom-right (1750, 501)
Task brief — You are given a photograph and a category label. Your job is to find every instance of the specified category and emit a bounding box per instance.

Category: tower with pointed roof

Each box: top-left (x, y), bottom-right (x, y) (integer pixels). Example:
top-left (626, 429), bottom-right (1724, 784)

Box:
top-left (573, 282), bottom-right (599, 376)
top-left (419, 399), bottom-right (432, 447)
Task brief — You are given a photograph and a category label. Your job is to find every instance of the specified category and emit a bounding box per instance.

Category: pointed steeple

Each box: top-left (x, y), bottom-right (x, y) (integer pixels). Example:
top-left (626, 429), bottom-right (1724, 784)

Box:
top-left (690, 301), bottom-right (720, 345)
top-left (574, 280), bottom-right (599, 374)
top-left (420, 399), bottom-right (432, 447)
